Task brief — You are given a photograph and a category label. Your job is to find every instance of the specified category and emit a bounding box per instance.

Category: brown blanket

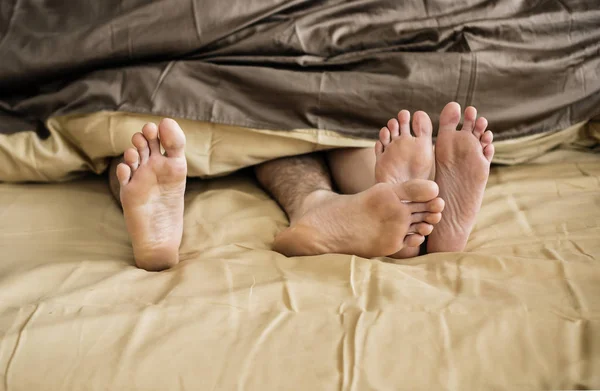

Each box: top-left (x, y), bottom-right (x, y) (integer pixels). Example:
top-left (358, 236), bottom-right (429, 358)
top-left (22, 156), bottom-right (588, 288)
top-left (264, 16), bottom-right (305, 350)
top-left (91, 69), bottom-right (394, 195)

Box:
top-left (1, 0), bottom-right (599, 140)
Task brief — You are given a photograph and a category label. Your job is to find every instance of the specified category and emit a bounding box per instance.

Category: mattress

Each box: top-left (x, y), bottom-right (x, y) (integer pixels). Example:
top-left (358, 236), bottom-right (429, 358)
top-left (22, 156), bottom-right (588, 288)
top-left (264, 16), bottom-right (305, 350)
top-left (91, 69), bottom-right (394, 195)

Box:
top-left (0, 117), bottom-right (599, 390)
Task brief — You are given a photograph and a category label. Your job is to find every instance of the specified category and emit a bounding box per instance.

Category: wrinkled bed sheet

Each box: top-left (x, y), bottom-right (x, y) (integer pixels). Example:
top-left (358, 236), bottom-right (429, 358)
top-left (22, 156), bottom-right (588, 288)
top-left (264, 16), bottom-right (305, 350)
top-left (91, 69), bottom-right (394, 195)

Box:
top-left (1, 146), bottom-right (599, 390)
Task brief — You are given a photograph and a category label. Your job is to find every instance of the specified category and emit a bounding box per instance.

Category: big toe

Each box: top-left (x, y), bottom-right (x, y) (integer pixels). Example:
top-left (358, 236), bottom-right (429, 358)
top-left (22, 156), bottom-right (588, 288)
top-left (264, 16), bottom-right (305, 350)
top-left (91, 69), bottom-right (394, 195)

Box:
top-left (439, 102), bottom-right (461, 132)
top-left (158, 118), bottom-right (186, 158)
top-left (394, 179), bottom-right (439, 202)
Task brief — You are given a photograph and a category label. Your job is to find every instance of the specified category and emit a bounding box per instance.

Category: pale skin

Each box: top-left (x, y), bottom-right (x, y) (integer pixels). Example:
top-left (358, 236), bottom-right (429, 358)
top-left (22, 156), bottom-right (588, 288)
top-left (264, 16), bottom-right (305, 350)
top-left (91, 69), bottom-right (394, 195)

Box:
top-left (110, 102), bottom-right (494, 271)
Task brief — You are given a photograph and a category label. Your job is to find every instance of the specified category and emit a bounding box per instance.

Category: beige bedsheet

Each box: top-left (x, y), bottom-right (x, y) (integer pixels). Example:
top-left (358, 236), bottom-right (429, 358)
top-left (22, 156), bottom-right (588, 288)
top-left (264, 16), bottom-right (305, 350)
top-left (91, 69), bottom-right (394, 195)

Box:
top-left (1, 155), bottom-right (599, 389)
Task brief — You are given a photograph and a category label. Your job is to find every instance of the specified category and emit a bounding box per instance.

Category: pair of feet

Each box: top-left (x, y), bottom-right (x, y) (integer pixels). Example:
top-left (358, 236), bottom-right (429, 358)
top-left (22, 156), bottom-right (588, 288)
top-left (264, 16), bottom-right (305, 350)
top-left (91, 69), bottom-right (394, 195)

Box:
top-left (115, 102), bottom-right (494, 271)
top-left (273, 102), bottom-right (495, 258)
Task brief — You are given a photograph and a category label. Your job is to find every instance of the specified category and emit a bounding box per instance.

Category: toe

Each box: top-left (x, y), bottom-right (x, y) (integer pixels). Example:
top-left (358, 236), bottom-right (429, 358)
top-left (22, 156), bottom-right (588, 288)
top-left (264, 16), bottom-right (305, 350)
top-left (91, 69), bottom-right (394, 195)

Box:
top-left (412, 111), bottom-right (432, 137)
top-left (439, 102), bottom-right (461, 133)
top-left (142, 122), bottom-right (161, 156)
top-left (379, 126), bottom-right (391, 147)
top-left (116, 163), bottom-right (132, 186)
top-left (411, 212), bottom-right (442, 225)
top-left (404, 234), bottom-right (425, 248)
top-left (158, 118), bottom-right (186, 158)
top-left (426, 212), bottom-right (442, 225)
top-left (461, 106), bottom-right (477, 132)
top-left (483, 143), bottom-right (495, 163)
top-left (124, 148), bottom-right (140, 172)
top-left (394, 179), bottom-right (439, 203)
top-left (397, 110), bottom-right (411, 137)
top-left (132, 132), bottom-right (150, 164)
top-left (473, 116), bottom-right (488, 138)
top-left (387, 118), bottom-right (400, 139)
top-left (481, 130), bottom-right (494, 147)
top-left (409, 222), bottom-right (434, 236)
top-left (408, 197), bottom-right (445, 214)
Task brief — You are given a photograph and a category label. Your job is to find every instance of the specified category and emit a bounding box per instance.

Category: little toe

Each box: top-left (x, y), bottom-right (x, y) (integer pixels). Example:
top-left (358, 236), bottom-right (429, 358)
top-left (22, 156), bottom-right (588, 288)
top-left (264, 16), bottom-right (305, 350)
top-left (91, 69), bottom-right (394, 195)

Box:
top-left (439, 102), bottom-right (462, 132)
top-left (379, 127), bottom-right (391, 147)
top-left (394, 179), bottom-right (439, 202)
top-left (141, 123), bottom-right (161, 155)
top-left (158, 118), bottom-right (186, 158)
top-left (397, 110), bottom-right (411, 137)
top-left (409, 222), bottom-right (434, 236)
top-left (483, 144), bottom-right (495, 163)
top-left (461, 106), bottom-right (477, 132)
top-left (132, 132), bottom-right (150, 164)
top-left (116, 163), bottom-right (132, 186)
top-left (124, 148), bottom-right (140, 172)
top-left (412, 111), bottom-right (433, 137)
top-left (404, 234), bottom-right (425, 248)
top-left (387, 118), bottom-right (400, 139)
top-left (481, 130), bottom-right (494, 147)
top-left (473, 116), bottom-right (488, 138)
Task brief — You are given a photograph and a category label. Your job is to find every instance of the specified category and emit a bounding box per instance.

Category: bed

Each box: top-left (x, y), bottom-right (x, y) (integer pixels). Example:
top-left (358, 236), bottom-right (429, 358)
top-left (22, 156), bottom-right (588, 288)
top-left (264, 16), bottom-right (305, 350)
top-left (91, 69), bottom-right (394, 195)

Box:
top-left (0, 114), bottom-right (599, 390)
top-left (1, 0), bottom-right (600, 389)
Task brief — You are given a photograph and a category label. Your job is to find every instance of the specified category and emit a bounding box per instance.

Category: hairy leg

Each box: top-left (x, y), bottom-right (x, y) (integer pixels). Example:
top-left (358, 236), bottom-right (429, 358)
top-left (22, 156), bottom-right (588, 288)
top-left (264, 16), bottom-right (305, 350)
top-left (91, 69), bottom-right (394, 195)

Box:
top-left (255, 153), bottom-right (333, 224)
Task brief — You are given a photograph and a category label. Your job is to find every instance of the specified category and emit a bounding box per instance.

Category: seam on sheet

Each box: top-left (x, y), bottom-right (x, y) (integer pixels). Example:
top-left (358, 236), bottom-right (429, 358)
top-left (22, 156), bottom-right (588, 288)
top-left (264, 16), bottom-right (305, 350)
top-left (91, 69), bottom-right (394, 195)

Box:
top-left (27, 126), bottom-right (44, 180)
top-left (553, 248), bottom-right (586, 317)
top-left (108, 112), bottom-right (117, 154)
top-left (568, 239), bottom-right (595, 260)
top-left (3, 304), bottom-right (39, 391)
top-left (465, 52), bottom-right (477, 108)
top-left (316, 72), bottom-right (326, 132)
top-left (190, 0), bottom-right (203, 44)
top-left (207, 125), bottom-right (215, 175)
top-left (454, 54), bottom-right (464, 103)
top-left (423, 0), bottom-right (430, 18)
top-left (150, 61), bottom-right (176, 103)
top-left (349, 255), bottom-right (359, 298)
top-left (339, 311), bottom-right (358, 391)
top-left (293, 22), bottom-right (309, 54)
top-left (0, 0), bottom-right (18, 50)
top-left (309, 71), bottom-right (327, 147)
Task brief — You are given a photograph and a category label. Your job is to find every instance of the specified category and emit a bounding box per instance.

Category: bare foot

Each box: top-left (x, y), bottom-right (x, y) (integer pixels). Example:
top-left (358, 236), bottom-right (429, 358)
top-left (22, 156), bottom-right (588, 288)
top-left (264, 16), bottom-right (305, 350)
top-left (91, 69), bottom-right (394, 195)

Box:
top-left (273, 180), bottom-right (444, 258)
top-left (427, 102), bottom-right (495, 253)
top-left (116, 119), bottom-right (187, 271)
top-left (375, 110), bottom-right (436, 258)
top-left (375, 109), bottom-right (434, 183)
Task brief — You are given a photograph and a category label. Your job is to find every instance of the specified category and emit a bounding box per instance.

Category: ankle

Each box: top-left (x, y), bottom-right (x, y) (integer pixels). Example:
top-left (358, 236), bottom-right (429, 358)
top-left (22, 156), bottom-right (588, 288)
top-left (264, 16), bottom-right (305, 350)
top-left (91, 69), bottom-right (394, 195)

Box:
top-left (289, 189), bottom-right (337, 225)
